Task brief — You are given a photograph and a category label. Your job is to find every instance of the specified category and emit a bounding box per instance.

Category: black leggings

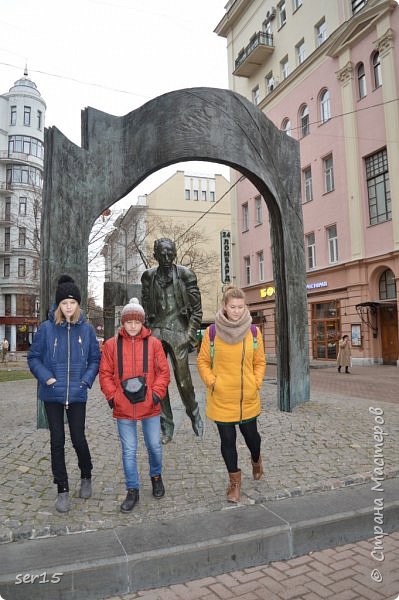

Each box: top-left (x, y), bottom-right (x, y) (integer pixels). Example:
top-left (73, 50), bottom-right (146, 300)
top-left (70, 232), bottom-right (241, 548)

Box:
top-left (216, 420), bottom-right (261, 473)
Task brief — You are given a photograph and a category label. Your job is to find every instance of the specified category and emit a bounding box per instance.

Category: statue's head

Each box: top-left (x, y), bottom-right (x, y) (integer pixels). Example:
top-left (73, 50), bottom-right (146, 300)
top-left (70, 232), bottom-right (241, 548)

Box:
top-left (153, 238), bottom-right (177, 267)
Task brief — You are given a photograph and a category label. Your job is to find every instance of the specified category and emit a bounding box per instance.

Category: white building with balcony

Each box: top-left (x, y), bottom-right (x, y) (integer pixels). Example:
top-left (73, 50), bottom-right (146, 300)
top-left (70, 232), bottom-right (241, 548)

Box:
top-left (0, 71), bottom-right (46, 351)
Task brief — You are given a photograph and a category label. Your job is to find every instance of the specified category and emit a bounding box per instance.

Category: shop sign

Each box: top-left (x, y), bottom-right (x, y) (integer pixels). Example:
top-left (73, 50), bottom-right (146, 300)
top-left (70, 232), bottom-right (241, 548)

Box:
top-left (260, 287), bottom-right (275, 298)
top-left (306, 281), bottom-right (328, 290)
top-left (220, 230), bottom-right (232, 284)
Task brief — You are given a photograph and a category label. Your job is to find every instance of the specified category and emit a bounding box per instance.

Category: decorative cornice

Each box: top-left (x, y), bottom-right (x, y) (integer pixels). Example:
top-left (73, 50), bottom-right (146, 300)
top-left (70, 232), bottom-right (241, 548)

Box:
top-left (336, 61), bottom-right (354, 84)
top-left (375, 28), bottom-right (395, 57)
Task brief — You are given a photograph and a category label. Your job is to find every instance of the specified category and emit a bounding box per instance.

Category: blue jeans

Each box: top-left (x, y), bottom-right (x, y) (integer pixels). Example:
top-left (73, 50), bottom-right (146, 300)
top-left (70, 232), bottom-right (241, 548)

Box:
top-left (117, 415), bottom-right (162, 490)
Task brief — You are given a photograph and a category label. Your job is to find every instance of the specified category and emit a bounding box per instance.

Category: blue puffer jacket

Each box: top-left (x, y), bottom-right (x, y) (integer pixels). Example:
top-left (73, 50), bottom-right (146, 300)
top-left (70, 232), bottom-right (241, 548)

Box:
top-left (28, 306), bottom-right (101, 405)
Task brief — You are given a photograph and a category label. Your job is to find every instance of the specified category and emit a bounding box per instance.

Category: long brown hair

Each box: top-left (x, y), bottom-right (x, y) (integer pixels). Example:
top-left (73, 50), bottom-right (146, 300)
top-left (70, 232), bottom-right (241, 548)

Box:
top-left (54, 304), bottom-right (80, 325)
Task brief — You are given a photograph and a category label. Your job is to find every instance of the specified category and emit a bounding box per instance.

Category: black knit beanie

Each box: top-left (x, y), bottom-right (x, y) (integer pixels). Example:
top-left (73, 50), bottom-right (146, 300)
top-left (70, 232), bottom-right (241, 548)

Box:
top-left (55, 275), bottom-right (81, 305)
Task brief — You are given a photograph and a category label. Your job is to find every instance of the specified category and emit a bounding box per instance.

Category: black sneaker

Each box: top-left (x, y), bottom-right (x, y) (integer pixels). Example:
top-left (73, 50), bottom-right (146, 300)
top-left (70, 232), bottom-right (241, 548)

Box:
top-left (120, 488), bottom-right (139, 512)
top-left (151, 475), bottom-right (165, 498)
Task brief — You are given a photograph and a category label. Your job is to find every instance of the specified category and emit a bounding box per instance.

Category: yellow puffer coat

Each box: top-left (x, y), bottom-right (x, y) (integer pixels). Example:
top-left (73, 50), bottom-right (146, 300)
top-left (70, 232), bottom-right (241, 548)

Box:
top-left (197, 327), bottom-right (266, 423)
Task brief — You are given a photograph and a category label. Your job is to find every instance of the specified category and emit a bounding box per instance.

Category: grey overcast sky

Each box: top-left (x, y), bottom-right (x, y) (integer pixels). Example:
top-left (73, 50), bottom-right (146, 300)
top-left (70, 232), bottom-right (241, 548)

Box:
top-left (0, 0), bottom-right (230, 200)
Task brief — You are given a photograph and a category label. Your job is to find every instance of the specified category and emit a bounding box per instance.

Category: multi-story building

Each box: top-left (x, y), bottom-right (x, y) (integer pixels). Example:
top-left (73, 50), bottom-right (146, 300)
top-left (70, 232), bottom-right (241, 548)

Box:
top-left (215, 0), bottom-right (399, 365)
top-left (102, 170), bottom-right (232, 324)
top-left (0, 71), bottom-right (45, 351)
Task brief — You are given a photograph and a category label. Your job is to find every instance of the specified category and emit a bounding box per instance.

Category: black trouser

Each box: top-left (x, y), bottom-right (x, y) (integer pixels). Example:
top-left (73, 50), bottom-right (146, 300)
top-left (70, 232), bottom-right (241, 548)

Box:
top-left (216, 419), bottom-right (261, 473)
top-left (44, 402), bottom-right (92, 491)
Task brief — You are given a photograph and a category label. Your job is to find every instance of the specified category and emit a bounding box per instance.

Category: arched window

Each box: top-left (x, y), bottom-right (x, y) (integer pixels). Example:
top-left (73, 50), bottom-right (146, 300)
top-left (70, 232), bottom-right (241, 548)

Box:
top-left (300, 105), bottom-right (309, 137)
top-left (357, 62), bottom-right (367, 98)
top-left (373, 51), bottom-right (382, 88)
top-left (281, 118), bottom-right (292, 136)
top-left (320, 89), bottom-right (331, 123)
top-left (379, 269), bottom-right (396, 300)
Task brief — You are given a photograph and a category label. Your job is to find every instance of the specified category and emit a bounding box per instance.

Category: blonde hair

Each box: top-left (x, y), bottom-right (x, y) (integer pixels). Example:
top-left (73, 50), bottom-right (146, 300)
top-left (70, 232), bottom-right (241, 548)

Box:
top-left (54, 304), bottom-right (80, 325)
top-left (222, 285), bottom-right (246, 307)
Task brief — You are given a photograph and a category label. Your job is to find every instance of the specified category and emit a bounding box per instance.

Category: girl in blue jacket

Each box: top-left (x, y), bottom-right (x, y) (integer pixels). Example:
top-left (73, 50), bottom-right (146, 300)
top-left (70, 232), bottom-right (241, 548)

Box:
top-left (28, 275), bottom-right (101, 513)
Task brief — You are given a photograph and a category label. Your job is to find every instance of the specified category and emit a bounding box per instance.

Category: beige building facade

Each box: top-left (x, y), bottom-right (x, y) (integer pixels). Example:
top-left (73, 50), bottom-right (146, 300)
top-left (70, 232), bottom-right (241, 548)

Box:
top-left (103, 170), bottom-right (232, 325)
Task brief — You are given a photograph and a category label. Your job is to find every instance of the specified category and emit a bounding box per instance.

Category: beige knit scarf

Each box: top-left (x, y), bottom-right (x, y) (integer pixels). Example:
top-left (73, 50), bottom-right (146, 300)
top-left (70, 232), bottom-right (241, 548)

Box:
top-left (214, 308), bottom-right (252, 345)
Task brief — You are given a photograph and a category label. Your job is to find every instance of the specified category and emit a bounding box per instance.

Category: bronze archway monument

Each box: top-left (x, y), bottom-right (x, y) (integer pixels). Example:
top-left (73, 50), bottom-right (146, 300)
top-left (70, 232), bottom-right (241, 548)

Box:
top-left (41, 87), bottom-right (309, 411)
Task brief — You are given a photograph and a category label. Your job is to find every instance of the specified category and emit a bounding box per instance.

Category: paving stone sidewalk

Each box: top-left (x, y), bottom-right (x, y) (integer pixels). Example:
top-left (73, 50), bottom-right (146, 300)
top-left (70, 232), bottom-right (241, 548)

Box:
top-left (103, 531), bottom-right (399, 600)
top-left (1, 362), bottom-right (398, 544)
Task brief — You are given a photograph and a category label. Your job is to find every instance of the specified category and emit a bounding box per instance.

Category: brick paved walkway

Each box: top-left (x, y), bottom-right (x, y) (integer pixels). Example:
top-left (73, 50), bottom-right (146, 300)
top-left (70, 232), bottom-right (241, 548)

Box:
top-left (0, 362), bottom-right (398, 543)
top-left (103, 531), bottom-right (399, 600)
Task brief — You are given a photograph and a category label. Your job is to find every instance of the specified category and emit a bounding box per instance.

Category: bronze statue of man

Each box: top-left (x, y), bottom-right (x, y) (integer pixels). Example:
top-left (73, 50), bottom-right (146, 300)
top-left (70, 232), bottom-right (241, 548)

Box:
top-left (141, 238), bottom-right (204, 444)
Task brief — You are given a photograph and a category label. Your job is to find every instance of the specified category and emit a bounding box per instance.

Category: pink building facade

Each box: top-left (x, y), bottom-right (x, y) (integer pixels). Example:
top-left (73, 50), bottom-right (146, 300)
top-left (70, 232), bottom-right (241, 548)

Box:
top-left (217, 0), bottom-right (399, 365)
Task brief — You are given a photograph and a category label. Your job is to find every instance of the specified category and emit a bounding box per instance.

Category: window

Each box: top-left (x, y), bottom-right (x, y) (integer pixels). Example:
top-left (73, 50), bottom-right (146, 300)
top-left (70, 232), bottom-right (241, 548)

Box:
top-left (303, 167), bottom-right (313, 202)
top-left (266, 72), bottom-right (277, 92)
top-left (281, 118), bottom-right (292, 136)
top-left (373, 52), bottom-right (382, 88)
top-left (201, 190), bottom-right (207, 201)
top-left (244, 256), bottom-right (251, 285)
top-left (210, 191), bottom-right (215, 202)
top-left (18, 258), bottom-right (26, 278)
top-left (193, 189), bottom-right (199, 201)
top-left (5, 227), bottom-right (10, 251)
top-left (327, 225), bottom-right (338, 263)
top-left (19, 197), bottom-right (27, 216)
top-left (278, 1), bottom-right (286, 27)
top-left (24, 106), bottom-right (31, 126)
top-left (255, 196), bottom-right (263, 224)
top-left (366, 149), bottom-right (391, 225)
top-left (300, 105), bottom-right (310, 137)
top-left (323, 155), bottom-right (334, 192)
top-left (252, 85), bottom-right (260, 105)
top-left (316, 18), bottom-right (327, 46)
top-left (296, 39), bottom-right (305, 65)
top-left (33, 259), bottom-right (39, 280)
top-left (352, 0), bottom-right (367, 14)
top-left (293, 0), bottom-right (302, 10)
top-left (242, 203), bottom-right (249, 231)
top-left (320, 89), bottom-right (331, 123)
top-left (5, 198), bottom-right (11, 220)
top-left (10, 106), bottom-right (17, 126)
top-left (257, 251), bottom-right (265, 281)
top-left (185, 189), bottom-right (190, 200)
top-left (357, 63), bottom-right (367, 98)
top-left (3, 257), bottom-right (10, 278)
top-left (306, 232), bottom-right (316, 269)
top-left (6, 165), bottom-right (42, 187)
top-left (19, 227), bottom-right (26, 247)
top-left (37, 110), bottom-right (42, 130)
top-left (281, 56), bottom-right (289, 80)
top-left (379, 269), bottom-right (396, 300)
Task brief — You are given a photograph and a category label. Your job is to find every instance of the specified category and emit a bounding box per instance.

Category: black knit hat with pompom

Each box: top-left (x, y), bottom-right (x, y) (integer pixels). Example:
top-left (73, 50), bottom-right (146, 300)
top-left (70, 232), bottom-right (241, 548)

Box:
top-left (55, 275), bottom-right (81, 305)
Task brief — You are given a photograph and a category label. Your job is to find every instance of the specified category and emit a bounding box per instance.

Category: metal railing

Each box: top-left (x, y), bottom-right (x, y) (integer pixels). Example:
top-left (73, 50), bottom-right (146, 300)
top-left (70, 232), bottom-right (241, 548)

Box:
top-left (235, 32), bottom-right (274, 70)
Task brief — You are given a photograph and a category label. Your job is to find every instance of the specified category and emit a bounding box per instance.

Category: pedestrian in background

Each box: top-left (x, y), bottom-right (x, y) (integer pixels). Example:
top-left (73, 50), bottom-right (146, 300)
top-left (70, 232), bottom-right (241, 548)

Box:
top-left (337, 334), bottom-right (351, 373)
top-left (28, 275), bottom-right (101, 513)
top-left (197, 285), bottom-right (266, 503)
top-left (1, 338), bottom-right (9, 364)
top-left (99, 298), bottom-right (170, 513)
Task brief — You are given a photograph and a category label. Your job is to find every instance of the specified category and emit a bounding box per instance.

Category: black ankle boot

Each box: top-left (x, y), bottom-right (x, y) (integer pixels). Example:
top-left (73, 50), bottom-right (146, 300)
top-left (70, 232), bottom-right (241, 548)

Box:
top-left (338, 366), bottom-right (341, 373)
top-left (345, 367), bottom-right (350, 373)
top-left (151, 475), bottom-right (165, 498)
top-left (120, 488), bottom-right (139, 512)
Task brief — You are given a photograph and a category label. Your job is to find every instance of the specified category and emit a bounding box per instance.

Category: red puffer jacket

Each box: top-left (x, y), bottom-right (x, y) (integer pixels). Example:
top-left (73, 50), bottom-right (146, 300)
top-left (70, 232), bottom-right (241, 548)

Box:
top-left (99, 326), bottom-right (170, 421)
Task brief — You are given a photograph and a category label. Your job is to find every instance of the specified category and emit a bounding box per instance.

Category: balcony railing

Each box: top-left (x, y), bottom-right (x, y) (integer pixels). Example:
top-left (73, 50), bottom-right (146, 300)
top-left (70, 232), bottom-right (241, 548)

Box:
top-left (234, 31), bottom-right (274, 77)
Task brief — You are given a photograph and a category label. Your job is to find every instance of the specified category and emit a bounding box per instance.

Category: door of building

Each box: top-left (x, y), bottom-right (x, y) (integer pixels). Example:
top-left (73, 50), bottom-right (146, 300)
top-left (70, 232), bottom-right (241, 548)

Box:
top-left (380, 305), bottom-right (398, 365)
top-left (313, 319), bottom-right (340, 360)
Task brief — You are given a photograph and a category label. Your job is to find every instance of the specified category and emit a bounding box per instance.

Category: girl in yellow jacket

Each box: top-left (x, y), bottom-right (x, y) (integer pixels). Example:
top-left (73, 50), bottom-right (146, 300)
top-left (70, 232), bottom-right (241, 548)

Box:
top-left (197, 285), bottom-right (266, 503)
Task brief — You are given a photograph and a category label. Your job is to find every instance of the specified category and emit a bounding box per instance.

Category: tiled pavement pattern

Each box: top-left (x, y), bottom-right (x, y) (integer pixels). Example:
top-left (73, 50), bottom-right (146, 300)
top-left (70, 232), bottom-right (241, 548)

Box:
top-left (103, 531), bottom-right (399, 600)
top-left (0, 361), bottom-right (398, 543)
